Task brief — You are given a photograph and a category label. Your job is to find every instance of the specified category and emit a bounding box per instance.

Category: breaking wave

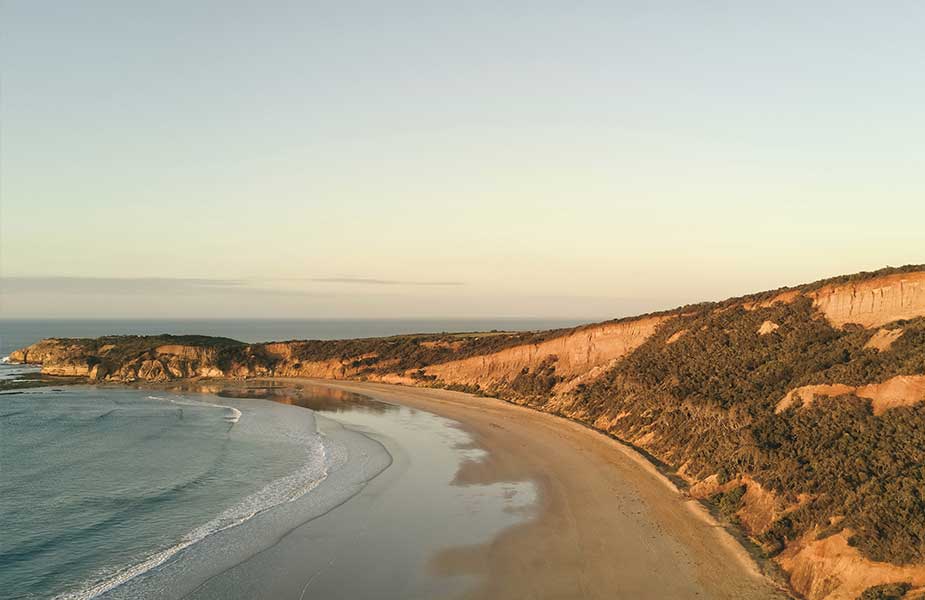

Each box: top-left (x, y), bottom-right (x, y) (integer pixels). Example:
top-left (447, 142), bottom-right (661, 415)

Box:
top-left (55, 399), bottom-right (329, 600)
top-left (147, 395), bottom-right (242, 424)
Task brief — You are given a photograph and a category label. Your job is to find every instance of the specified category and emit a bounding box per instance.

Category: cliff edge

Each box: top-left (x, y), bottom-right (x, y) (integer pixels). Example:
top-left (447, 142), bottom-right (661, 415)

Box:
top-left (10, 265), bottom-right (925, 600)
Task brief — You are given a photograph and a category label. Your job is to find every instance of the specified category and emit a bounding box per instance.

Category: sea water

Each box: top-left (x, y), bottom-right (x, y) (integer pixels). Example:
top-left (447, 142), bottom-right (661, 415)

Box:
top-left (0, 385), bottom-right (390, 599)
top-left (0, 318), bottom-right (556, 599)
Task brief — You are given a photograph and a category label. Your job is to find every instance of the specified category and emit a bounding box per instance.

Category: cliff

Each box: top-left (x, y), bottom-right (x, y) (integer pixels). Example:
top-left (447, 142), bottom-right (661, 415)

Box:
top-left (809, 272), bottom-right (925, 328)
top-left (421, 315), bottom-right (669, 392)
top-left (10, 265), bottom-right (925, 600)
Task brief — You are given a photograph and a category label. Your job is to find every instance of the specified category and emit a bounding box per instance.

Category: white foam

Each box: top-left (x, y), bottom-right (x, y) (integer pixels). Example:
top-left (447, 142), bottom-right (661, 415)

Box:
top-left (58, 441), bottom-right (329, 600)
top-left (58, 397), bottom-right (330, 600)
top-left (147, 395), bottom-right (242, 424)
top-left (224, 407), bottom-right (242, 423)
top-left (0, 361), bottom-right (42, 382)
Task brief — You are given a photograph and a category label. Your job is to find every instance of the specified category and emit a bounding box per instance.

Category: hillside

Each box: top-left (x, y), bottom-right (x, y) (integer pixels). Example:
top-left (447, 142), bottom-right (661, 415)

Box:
top-left (9, 265), bottom-right (925, 600)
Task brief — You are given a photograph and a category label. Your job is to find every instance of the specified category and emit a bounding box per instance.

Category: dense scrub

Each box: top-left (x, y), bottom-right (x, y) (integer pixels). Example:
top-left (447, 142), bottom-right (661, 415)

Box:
top-left (43, 331), bottom-right (566, 379)
top-left (58, 335), bottom-right (245, 362)
top-left (555, 299), bottom-right (925, 564)
top-left (15, 264), bottom-right (925, 572)
top-left (712, 485), bottom-right (747, 518)
top-left (510, 356), bottom-right (561, 401)
top-left (280, 329), bottom-right (567, 374)
top-left (857, 582), bottom-right (912, 600)
top-left (756, 399), bottom-right (925, 563)
top-left (800, 264), bottom-right (925, 293)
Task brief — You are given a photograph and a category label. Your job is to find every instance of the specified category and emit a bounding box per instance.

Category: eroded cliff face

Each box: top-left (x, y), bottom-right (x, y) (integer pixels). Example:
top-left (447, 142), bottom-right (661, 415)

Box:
top-left (685, 472), bottom-right (925, 600)
top-left (9, 267), bottom-right (925, 600)
top-left (10, 339), bottom-right (96, 377)
top-left (777, 376), bottom-right (925, 415)
top-left (422, 316), bottom-right (669, 392)
top-left (10, 339), bottom-right (410, 384)
top-left (779, 531), bottom-right (925, 600)
top-left (809, 272), bottom-right (925, 328)
top-left (13, 341), bottom-right (250, 382)
top-left (13, 271), bottom-right (925, 390)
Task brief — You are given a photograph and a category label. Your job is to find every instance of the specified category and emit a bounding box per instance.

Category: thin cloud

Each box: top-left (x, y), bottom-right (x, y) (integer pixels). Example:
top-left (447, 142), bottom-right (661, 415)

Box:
top-left (0, 277), bottom-right (331, 297)
top-left (0, 276), bottom-right (464, 297)
top-left (0, 277), bottom-right (246, 294)
top-left (309, 277), bottom-right (465, 286)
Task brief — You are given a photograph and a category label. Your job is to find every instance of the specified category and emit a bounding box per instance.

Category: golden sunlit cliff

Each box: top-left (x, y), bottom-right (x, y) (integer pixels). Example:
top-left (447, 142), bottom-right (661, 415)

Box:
top-left (10, 265), bottom-right (925, 600)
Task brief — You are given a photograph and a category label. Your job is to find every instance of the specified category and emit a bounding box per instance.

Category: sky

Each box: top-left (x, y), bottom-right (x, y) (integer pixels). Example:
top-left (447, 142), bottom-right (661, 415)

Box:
top-left (1, 1), bottom-right (923, 319)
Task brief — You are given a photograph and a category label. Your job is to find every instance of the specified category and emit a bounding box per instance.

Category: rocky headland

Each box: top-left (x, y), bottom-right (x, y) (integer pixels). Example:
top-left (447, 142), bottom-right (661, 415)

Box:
top-left (11, 265), bottom-right (925, 600)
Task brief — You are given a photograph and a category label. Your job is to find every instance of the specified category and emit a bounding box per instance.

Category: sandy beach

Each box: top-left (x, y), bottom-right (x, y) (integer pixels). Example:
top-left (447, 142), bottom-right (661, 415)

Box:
top-left (1, 375), bottom-right (795, 599)
top-left (267, 379), bottom-right (791, 600)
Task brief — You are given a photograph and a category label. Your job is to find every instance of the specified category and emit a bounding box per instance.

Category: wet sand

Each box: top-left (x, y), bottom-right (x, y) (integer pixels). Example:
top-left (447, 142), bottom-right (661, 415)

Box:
top-left (289, 379), bottom-right (792, 600)
top-left (181, 382), bottom-right (538, 600)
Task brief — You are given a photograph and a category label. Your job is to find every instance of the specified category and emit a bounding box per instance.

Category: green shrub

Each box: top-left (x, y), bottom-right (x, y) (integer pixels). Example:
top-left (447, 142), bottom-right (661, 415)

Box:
top-left (858, 582), bottom-right (912, 600)
top-left (713, 485), bottom-right (746, 517)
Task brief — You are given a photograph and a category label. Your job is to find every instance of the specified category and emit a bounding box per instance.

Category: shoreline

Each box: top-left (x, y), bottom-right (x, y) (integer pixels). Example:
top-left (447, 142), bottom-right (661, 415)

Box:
top-left (174, 380), bottom-right (540, 599)
top-left (278, 377), bottom-right (793, 599)
top-left (3, 372), bottom-right (796, 598)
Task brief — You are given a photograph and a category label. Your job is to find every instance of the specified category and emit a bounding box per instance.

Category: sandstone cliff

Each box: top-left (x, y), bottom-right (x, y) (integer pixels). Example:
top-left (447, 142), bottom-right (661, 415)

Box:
top-left (10, 265), bottom-right (925, 600)
top-left (422, 315), bottom-right (668, 393)
top-left (809, 272), bottom-right (925, 328)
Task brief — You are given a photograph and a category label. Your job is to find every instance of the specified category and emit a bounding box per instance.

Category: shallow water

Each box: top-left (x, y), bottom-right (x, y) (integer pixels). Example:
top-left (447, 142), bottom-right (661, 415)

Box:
top-left (0, 385), bottom-right (387, 599)
top-left (183, 384), bottom-right (538, 600)
top-left (1, 379), bottom-right (538, 599)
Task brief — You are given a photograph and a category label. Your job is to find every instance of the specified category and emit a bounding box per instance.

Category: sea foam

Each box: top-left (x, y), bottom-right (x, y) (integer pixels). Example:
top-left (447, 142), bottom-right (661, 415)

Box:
top-left (148, 395), bottom-right (242, 424)
top-left (56, 396), bottom-right (330, 600)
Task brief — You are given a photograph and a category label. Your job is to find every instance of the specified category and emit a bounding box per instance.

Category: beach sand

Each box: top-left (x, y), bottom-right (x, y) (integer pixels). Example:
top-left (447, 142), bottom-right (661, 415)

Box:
top-left (270, 379), bottom-right (792, 600)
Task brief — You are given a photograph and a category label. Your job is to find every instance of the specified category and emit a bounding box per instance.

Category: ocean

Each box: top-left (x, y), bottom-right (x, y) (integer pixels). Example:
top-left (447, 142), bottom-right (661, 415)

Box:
top-left (0, 385), bottom-right (388, 599)
top-left (0, 319), bottom-right (552, 599)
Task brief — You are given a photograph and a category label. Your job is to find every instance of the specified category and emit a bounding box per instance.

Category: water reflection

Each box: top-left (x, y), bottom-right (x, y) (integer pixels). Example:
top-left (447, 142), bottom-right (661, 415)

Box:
top-left (171, 380), bottom-right (394, 414)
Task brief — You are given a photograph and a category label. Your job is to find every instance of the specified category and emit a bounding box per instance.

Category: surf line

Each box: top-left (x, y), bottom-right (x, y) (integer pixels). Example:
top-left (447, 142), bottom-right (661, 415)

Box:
top-left (148, 395), bottom-right (242, 424)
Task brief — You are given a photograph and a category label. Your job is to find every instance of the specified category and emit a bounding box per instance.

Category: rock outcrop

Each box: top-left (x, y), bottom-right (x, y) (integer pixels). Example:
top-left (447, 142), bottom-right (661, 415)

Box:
top-left (10, 339), bottom-right (95, 376)
top-left (864, 328), bottom-right (905, 352)
top-left (809, 272), bottom-right (925, 328)
top-left (689, 474), bottom-right (802, 539)
top-left (422, 316), bottom-right (668, 392)
top-left (9, 265), bottom-right (925, 600)
top-left (776, 376), bottom-right (925, 415)
top-left (758, 320), bottom-right (780, 335)
top-left (779, 531), bottom-right (925, 600)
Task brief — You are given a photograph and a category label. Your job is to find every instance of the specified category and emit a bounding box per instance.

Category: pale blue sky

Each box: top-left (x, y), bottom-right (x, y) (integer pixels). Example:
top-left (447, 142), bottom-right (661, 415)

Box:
top-left (1, 1), bottom-right (923, 318)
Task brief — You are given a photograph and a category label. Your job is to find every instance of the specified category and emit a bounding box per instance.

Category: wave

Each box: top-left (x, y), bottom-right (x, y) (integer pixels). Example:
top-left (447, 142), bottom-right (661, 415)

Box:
top-left (56, 419), bottom-right (329, 600)
top-left (225, 407), bottom-right (242, 424)
top-left (148, 395), bottom-right (242, 424)
top-left (1, 355), bottom-right (10, 363)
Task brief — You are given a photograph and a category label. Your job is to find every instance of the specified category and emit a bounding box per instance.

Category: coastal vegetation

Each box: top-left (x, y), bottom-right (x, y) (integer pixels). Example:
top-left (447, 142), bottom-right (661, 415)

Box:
top-left (275, 329), bottom-right (565, 374)
top-left (858, 582), bottom-right (912, 600)
top-left (54, 334), bottom-right (245, 361)
top-left (10, 265), bottom-right (925, 598)
top-left (560, 297), bottom-right (925, 564)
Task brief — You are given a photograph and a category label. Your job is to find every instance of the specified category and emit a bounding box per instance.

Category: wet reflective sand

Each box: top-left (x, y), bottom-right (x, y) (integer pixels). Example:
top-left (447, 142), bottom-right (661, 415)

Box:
top-left (181, 380), bottom-right (538, 600)
top-left (169, 378), bottom-right (789, 599)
